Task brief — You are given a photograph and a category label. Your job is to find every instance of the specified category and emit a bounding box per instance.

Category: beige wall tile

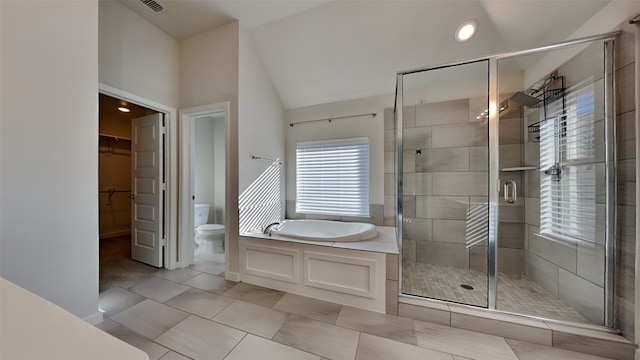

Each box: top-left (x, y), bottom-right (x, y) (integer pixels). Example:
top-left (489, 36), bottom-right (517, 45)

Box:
top-left (384, 151), bottom-right (395, 174)
top-left (524, 197), bottom-right (539, 226)
top-left (499, 117), bottom-right (522, 145)
top-left (432, 172), bottom-right (487, 196)
top-left (403, 150), bottom-right (416, 173)
top-left (416, 242), bottom-right (469, 268)
top-left (616, 110), bottom-right (636, 160)
top-left (497, 248), bottom-right (524, 274)
top-left (558, 268), bottom-right (604, 325)
top-left (403, 239), bottom-right (416, 262)
top-left (403, 218), bottom-right (432, 241)
top-left (386, 254), bottom-right (399, 281)
top-left (499, 144), bottom-right (522, 169)
top-left (403, 105), bottom-right (416, 128)
top-left (416, 196), bottom-right (469, 220)
top-left (416, 99), bottom-right (469, 127)
top-left (469, 146), bottom-right (488, 171)
top-left (384, 129), bottom-right (395, 152)
top-left (404, 126), bottom-right (432, 150)
top-left (386, 280), bottom-right (399, 315)
top-left (498, 222), bottom-right (525, 249)
top-left (525, 252), bottom-right (559, 298)
top-left (528, 232), bottom-right (577, 273)
top-left (403, 172), bottom-right (432, 195)
top-left (615, 63), bottom-right (635, 115)
top-left (415, 147), bottom-right (469, 172)
top-left (432, 123), bottom-right (488, 148)
top-left (576, 244), bottom-right (605, 287)
top-left (432, 219), bottom-right (467, 244)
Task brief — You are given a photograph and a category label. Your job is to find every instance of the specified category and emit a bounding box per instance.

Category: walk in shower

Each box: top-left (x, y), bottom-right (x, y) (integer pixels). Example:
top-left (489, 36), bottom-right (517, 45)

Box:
top-left (394, 32), bottom-right (617, 328)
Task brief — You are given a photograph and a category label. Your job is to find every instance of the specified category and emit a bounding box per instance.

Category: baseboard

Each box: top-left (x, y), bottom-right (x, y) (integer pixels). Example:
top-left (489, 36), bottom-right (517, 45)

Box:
top-left (225, 271), bottom-right (240, 282)
top-left (84, 311), bottom-right (104, 325)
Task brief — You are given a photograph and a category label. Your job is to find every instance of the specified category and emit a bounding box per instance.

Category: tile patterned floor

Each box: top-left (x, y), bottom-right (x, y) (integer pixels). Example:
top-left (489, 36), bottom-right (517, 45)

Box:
top-left (97, 264), bottom-right (615, 360)
top-left (402, 261), bottom-right (591, 324)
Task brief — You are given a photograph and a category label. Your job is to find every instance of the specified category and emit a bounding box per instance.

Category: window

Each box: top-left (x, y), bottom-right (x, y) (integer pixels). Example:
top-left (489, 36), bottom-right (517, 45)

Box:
top-left (539, 77), bottom-right (597, 245)
top-left (296, 137), bottom-right (370, 217)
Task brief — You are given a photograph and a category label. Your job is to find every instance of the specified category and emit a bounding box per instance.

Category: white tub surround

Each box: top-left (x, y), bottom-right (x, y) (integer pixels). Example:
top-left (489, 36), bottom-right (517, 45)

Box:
top-left (239, 226), bottom-right (397, 313)
top-left (271, 219), bottom-right (377, 241)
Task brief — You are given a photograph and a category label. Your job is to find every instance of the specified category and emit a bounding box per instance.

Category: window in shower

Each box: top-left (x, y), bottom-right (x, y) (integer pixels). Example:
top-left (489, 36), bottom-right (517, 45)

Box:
top-left (539, 78), bottom-right (598, 245)
top-left (295, 137), bottom-right (370, 217)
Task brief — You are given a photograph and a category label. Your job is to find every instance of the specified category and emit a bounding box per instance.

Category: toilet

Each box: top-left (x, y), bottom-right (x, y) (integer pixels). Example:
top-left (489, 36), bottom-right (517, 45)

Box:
top-left (194, 204), bottom-right (225, 253)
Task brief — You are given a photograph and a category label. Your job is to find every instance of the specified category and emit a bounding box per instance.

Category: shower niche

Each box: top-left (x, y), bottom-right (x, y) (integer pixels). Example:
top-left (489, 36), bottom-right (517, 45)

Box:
top-left (394, 34), bottom-right (617, 328)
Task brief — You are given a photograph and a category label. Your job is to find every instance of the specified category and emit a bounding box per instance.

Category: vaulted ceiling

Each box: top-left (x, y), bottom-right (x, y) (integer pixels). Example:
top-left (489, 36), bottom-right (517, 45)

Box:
top-left (120, 0), bottom-right (614, 109)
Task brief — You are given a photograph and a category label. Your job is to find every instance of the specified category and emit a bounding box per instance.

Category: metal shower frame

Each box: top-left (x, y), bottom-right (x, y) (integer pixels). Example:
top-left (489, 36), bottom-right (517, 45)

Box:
top-left (394, 31), bottom-right (619, 328)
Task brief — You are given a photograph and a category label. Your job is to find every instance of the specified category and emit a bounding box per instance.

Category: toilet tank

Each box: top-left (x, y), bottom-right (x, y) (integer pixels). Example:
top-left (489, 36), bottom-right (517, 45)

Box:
top-left (194, 204), bottom-right (210, 227)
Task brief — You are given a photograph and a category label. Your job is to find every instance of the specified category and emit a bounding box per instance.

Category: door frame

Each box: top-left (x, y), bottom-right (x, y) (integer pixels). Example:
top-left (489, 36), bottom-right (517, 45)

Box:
top-left (99, 83), bottom-right (179, 269)
top-left (178, 102), bottom-right (231, 268)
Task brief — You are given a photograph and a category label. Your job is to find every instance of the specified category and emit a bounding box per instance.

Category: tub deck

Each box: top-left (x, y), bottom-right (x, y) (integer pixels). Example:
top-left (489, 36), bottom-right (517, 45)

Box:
top-left (243, 225), bottom-right (398, 254)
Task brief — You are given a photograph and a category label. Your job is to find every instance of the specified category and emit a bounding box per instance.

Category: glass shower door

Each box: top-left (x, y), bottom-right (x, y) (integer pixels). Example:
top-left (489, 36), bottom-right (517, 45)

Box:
top-left (495, 41), bottom-right (614, 326)
top-left (400, 60), bottom-right (490, 307)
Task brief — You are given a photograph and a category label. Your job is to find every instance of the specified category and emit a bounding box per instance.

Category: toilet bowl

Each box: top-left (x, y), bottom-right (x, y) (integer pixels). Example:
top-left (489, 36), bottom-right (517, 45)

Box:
top-left (194, 204), bottom-right (225, 253)
top-left (195, 224), bottom-right (225, 241)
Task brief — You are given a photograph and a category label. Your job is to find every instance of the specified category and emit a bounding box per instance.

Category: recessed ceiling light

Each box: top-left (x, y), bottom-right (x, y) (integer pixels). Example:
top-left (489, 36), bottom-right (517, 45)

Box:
top-left (455, 20), bottom-right (477, 42)
top-left (118, 107), bottom-right (130, 113)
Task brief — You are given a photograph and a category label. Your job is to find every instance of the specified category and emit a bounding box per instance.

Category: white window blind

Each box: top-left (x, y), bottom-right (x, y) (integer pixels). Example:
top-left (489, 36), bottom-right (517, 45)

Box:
top-left (539, 77), bottom-right (597, 245)
top-left (296, 137), bottom-right (370, 217)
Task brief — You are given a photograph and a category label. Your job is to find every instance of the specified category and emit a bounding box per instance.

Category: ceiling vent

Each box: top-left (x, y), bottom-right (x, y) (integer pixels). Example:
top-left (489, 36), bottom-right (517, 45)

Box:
top-left (140, 0), bottom-right (164, 13)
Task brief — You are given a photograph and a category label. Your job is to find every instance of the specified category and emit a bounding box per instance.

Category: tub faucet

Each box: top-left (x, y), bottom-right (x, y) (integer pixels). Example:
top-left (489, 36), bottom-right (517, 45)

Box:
top-left (263, 222), bottom-right (280, 236)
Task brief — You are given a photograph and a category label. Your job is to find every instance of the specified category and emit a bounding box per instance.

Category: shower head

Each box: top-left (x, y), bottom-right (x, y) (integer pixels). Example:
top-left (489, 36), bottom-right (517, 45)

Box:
top-left (510, 92), bottom-right (541, 108)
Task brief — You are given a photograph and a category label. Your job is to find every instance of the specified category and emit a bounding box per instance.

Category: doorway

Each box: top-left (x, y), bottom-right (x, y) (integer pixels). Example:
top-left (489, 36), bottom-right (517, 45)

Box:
top-left (193, 114), bottom-right (227, 265)
top-left (179, 103), bottom-right (230, 272)
top-left (98, 93), bottom-right (165, 291)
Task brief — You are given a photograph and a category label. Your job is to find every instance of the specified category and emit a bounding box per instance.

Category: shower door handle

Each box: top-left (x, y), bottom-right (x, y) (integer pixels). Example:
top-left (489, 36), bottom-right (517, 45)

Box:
top-left (503, 180), bottom-right (517, 204)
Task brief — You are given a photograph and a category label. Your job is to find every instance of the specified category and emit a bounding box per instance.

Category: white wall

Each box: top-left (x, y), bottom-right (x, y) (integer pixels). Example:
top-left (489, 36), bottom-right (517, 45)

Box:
top-left (98, 0), bottom-right (179, 109)
top-left (238, 25), bottom-right (286, 232)
top-left (0, 0), bottom-right (101, 322)
top-left (285, 94), bottom-right (391, 206)
top-left (194, 117), bottom-right (217, 223)
top-left (238, 25), bottom-right (286, 194)
top-left (213, 117), bottom-right (226, 224)
top-left (524, 0), bottom-right (640, 88)
top-left (180, 21), bottom-right (240, 274)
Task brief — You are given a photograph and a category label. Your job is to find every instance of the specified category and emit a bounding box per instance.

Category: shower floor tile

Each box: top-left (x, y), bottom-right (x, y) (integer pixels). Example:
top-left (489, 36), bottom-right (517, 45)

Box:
top-left (402, 262), bottom-right (591, 324)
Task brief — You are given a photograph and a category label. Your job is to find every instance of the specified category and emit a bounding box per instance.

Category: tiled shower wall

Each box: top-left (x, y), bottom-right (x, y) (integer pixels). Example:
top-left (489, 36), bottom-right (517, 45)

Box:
top-left (383, 98), bottom-right (524, 274)
top-left (614, 23), bottom-right (637, 341)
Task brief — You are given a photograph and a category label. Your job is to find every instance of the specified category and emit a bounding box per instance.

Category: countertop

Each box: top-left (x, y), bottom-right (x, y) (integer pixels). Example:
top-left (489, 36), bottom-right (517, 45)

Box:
top-left (0, 278), bottom-right (148, 360)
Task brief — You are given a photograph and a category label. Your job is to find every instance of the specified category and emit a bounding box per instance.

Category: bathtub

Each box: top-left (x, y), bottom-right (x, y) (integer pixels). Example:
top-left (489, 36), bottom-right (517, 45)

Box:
top-left (270, 219), bottom-right (377, 242)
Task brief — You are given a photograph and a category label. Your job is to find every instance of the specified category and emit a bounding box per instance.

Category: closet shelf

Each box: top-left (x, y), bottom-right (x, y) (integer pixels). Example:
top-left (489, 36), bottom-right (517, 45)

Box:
top-left (501, 166), bottom-right (538, 172)
top-left (99, 133), bottom-right (131, 141)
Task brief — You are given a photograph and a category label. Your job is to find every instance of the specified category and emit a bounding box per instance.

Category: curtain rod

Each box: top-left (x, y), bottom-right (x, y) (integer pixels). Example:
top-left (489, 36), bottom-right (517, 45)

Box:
top-left (289, 112), bottom-right (376, 127)
top-left (630, 12), bottom-right (640, 24)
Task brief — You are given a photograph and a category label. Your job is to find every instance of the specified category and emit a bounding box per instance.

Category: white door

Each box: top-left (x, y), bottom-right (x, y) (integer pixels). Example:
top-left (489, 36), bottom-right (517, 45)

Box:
top-left (131, 113), bottom-right (164, 267)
